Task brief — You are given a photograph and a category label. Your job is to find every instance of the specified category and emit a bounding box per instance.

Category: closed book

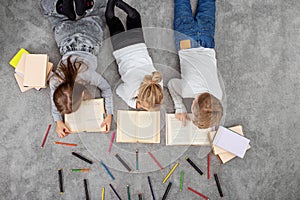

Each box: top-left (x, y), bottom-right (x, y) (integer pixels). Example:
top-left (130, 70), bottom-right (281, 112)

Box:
top-left (212, 126), bottom-right (250, 158)
top-left (23, 54), bottom-right (48, 87)
top-left (9, 48), bottom-right (29, 68)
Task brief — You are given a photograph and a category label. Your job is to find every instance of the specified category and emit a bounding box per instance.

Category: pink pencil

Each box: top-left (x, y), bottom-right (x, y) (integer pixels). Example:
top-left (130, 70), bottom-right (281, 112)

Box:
top-left (41, 124), bottom-right (52, 148)
top-left (207, 153), bottom-right (210, 179)
top-left (108, 132), bottom-right (115, 153)
top-left (148, 152), bottom-right (163, 170)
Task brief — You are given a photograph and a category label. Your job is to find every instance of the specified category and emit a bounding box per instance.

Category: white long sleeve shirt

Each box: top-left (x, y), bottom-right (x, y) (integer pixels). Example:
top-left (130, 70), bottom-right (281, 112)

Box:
top-left (167, 47), bottom-right (222, 113)
top-left (113, 43), bottom-right (163, 108)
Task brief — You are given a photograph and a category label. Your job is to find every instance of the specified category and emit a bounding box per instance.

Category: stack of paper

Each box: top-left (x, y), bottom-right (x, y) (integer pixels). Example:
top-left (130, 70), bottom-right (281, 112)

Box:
top-left (10, 49), bottom-right (53, 92)
top-left (208, 125), bottom-right (251, 164)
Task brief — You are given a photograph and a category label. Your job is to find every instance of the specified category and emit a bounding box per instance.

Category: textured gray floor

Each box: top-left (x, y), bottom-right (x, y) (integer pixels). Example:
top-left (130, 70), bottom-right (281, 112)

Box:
top-left (0, 0), bottom-right (300, 199)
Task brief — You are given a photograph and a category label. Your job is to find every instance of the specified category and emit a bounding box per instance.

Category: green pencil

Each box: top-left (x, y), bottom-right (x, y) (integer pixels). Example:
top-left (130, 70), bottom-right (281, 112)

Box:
top-left (127, 185), bottom-right (131, 200)
top-left (180, 171), bottom-right (184, 191)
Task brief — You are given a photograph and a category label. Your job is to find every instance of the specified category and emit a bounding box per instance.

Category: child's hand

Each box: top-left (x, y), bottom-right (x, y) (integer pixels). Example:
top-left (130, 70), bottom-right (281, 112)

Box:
top-left (175, 113), bottom-right (191, 126)
top-left (55, 120), bottom-right (71, 138)
top-left (101, 114), bottom-right (112, 133)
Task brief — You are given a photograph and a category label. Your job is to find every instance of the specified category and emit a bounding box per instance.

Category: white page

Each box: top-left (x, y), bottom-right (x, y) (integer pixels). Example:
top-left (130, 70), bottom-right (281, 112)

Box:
top-left (166, 114), bottom-right (192, 145)
top-left (213, 126), bottom-right (250, 158)
top-left (117, 111), bottom-right (138, 142)
top-left (137, 111), bottom-right (160, 143)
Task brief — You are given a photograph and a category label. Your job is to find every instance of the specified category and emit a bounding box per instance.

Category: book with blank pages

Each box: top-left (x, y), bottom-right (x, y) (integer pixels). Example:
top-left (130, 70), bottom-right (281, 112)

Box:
top-left (212, 126), bottom-right (250, 158)
top-left (23, 54), bottom-right (49, 88)
top-left (64, 99), bottom-right (106, 133)
top-left (208, 125), bottom-right (251, 164)
top-left (116, 110), bottom-right (160, 143)
top-left (166, 114), bottom-right (211, 146)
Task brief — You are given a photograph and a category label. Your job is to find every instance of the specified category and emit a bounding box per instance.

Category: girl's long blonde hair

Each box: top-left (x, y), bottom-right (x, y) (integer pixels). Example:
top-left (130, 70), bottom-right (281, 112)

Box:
top-left (137, 71), bottom-right (163, 110)
top-left (53, 56), bottom-right (89, 115)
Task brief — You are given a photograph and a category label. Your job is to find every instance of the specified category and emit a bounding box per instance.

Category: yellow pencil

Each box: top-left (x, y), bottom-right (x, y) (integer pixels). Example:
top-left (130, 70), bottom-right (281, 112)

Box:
top-left (163, 162), bottom-right (179, 183)
top-left (102, 187), bottom-right (105, 200)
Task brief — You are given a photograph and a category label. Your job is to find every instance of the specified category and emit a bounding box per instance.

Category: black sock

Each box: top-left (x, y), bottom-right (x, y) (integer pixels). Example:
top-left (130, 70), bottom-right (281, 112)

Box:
top-left (74, 0), bottom-right (87, 16)
top-left (105, 0), bottom-right (118, 19)
top-left (116, 0), bottom-right (138, 18)
top-left (56, 0), bottom-right (76, 20)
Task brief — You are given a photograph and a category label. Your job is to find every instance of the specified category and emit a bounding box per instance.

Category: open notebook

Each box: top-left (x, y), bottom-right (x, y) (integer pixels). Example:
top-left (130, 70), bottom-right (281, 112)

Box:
top-left (166, 114), bottom-right (211, 146)
top-left (64, 99), bottom-right (106, 133)
top-left (116, 110), bottom-right (160, 143)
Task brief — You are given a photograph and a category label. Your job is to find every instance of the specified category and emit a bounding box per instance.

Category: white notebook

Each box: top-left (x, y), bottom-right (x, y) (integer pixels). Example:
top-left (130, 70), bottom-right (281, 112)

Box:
top-left (212, 126), bottom-right (250, 158)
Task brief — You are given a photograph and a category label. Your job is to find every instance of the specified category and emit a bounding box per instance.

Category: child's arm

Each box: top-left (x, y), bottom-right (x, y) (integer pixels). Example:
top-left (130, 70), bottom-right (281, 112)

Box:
top-left (49, 77), bottom-right (71, 137)
top-left (167, 78), bottom-right (187, 113)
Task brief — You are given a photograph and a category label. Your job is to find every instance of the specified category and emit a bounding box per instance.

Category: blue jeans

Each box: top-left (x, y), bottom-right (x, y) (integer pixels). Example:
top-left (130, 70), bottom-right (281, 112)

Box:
top-left (174, 0), bottom-right (215, 51)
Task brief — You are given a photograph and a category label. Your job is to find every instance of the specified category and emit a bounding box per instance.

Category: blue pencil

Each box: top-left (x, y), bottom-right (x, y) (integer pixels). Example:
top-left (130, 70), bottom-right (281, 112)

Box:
top-left (100, 161), bottom-right (115, 180)
top-left (147, 176), bottom-right (155, 200)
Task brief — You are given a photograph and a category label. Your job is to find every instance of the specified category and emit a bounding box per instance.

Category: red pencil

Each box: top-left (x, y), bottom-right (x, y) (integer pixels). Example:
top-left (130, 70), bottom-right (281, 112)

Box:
top-left (148, 152), bottom-right (163, 170)
top-left (41, 124), bottom-right (52, 148)
top-left (54, 142), bottom-right (77, 147)
top-left (108, 132), bottom-right (115, 153)
top-left (187, 187), bottom-right (209, 200)
top-left (207, 153), bottom-right (210, 179)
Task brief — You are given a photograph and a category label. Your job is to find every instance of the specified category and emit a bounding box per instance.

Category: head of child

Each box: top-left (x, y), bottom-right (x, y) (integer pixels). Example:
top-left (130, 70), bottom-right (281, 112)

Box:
top-left (191, 93), bottom-right (223, 129)
top-left (53, 56), bottom-right (90, 115)
top-left (136, 71), bottom-right (163, 111)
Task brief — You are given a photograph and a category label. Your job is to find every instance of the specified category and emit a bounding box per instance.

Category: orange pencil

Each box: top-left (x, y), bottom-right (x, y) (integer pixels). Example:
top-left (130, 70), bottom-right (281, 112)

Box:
top-left (54, 142), bottom-right (77, 147)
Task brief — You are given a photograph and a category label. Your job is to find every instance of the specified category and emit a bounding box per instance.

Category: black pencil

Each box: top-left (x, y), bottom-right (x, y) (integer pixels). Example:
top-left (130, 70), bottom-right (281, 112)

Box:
top-left (84, 179), bottom-right (90, 200)
top-left (72, 152), bottom-right (93, 164)
top-left (162, 182), bottom-right (172, 200)
top-left (185, 156), bottom-right (204, 176)
top-left (147, 176), bottom-right (155, 200)
top-left (115, 154), bottom-right (132, 172)
top-left (214, 173), bottom-right (224, 197)
top-left (58, 168), bottom-right (64, 194)
top-left (138, 193), bottom-right (143, 200)
top-left (109, 184), bottom-right (122, 200)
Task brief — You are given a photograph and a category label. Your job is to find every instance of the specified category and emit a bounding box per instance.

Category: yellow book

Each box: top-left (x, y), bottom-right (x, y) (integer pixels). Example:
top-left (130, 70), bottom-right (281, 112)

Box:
top-left (166, 113), bottom-right (211, 146)
top-left (116, 110), bottom-right (160, 143)
top-left (64, 99), bottom-right (106, 133)
top-left (9, 48), bottom-right (30, 68)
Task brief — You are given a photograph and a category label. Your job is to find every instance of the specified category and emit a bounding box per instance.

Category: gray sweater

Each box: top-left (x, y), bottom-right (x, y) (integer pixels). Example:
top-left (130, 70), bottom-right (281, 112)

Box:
top-left (49, 51), bottom-right (113, 122)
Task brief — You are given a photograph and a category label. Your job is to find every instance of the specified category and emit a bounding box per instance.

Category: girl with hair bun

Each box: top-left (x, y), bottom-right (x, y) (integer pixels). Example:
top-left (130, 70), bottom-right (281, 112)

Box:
top-left (105, 0), bottom-right (163, 110)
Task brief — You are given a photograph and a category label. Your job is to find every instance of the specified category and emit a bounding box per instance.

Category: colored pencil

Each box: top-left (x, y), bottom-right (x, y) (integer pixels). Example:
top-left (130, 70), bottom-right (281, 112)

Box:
top-left (84, 179), bottom-right (90, 200)
top-left (147, 176), bottom-right (155, 200)
top-left (58, 168), bottom-right (64, 194)
top-left (100, 161), bottom-right (115, 180)
top-left (214, 173), bottom-right (224, 197)
top-left (41, 124), bottom-right (51, 148)
top-left (109, 184), bottom-right (122, 200)
top-left (108, 132), bottom-right (115, 153)
top-left (162, 182), bottom-right (172, 200)
top-left (54, 141), bottom-right (77, 147)
top-left (72, 152), bottom-right (93, 164)
top-left (115, 154), bottom-right (132, 172)
top-left (138, 193), bottom-right (143, 200)
top-left (179, 171), bottom-right (184, 192)
top-left (207, 153), bottom-right (210, 179)
top-left (71, 168), bottom-right (90, 172)
top-left (102, 187), bottom-right (105, 200)
top-left (136, 149), bottom-right (139, 170)
top-left (127, 185), bottom-right (131, 200)
top-left (185, 156), bottom-right (204, 176)
top-left (148, 152), bottom-right (163, 170)
top-left (187, 187), bottom-right (209, 200)
top-left (163, 162), bottom-right (179, 183)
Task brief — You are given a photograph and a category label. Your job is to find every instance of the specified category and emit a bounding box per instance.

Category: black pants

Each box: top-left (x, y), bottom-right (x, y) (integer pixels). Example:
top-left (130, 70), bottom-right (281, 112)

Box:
top-left (105, 6), bottom-right (145, 50)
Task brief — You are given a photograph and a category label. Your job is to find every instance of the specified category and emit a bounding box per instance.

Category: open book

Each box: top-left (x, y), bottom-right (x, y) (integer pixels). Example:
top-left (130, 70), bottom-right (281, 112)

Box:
top-left (64, 99), bottom-right (106, 133)
top-left (166, 114), bottom-right (211, 146)
top-left (116, 110), bottom-right (160, 143)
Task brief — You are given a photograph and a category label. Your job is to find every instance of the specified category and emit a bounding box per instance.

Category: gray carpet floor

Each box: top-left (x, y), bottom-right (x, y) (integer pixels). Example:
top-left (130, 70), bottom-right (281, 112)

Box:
top-left (0, 0), bottom-right (299, 199)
